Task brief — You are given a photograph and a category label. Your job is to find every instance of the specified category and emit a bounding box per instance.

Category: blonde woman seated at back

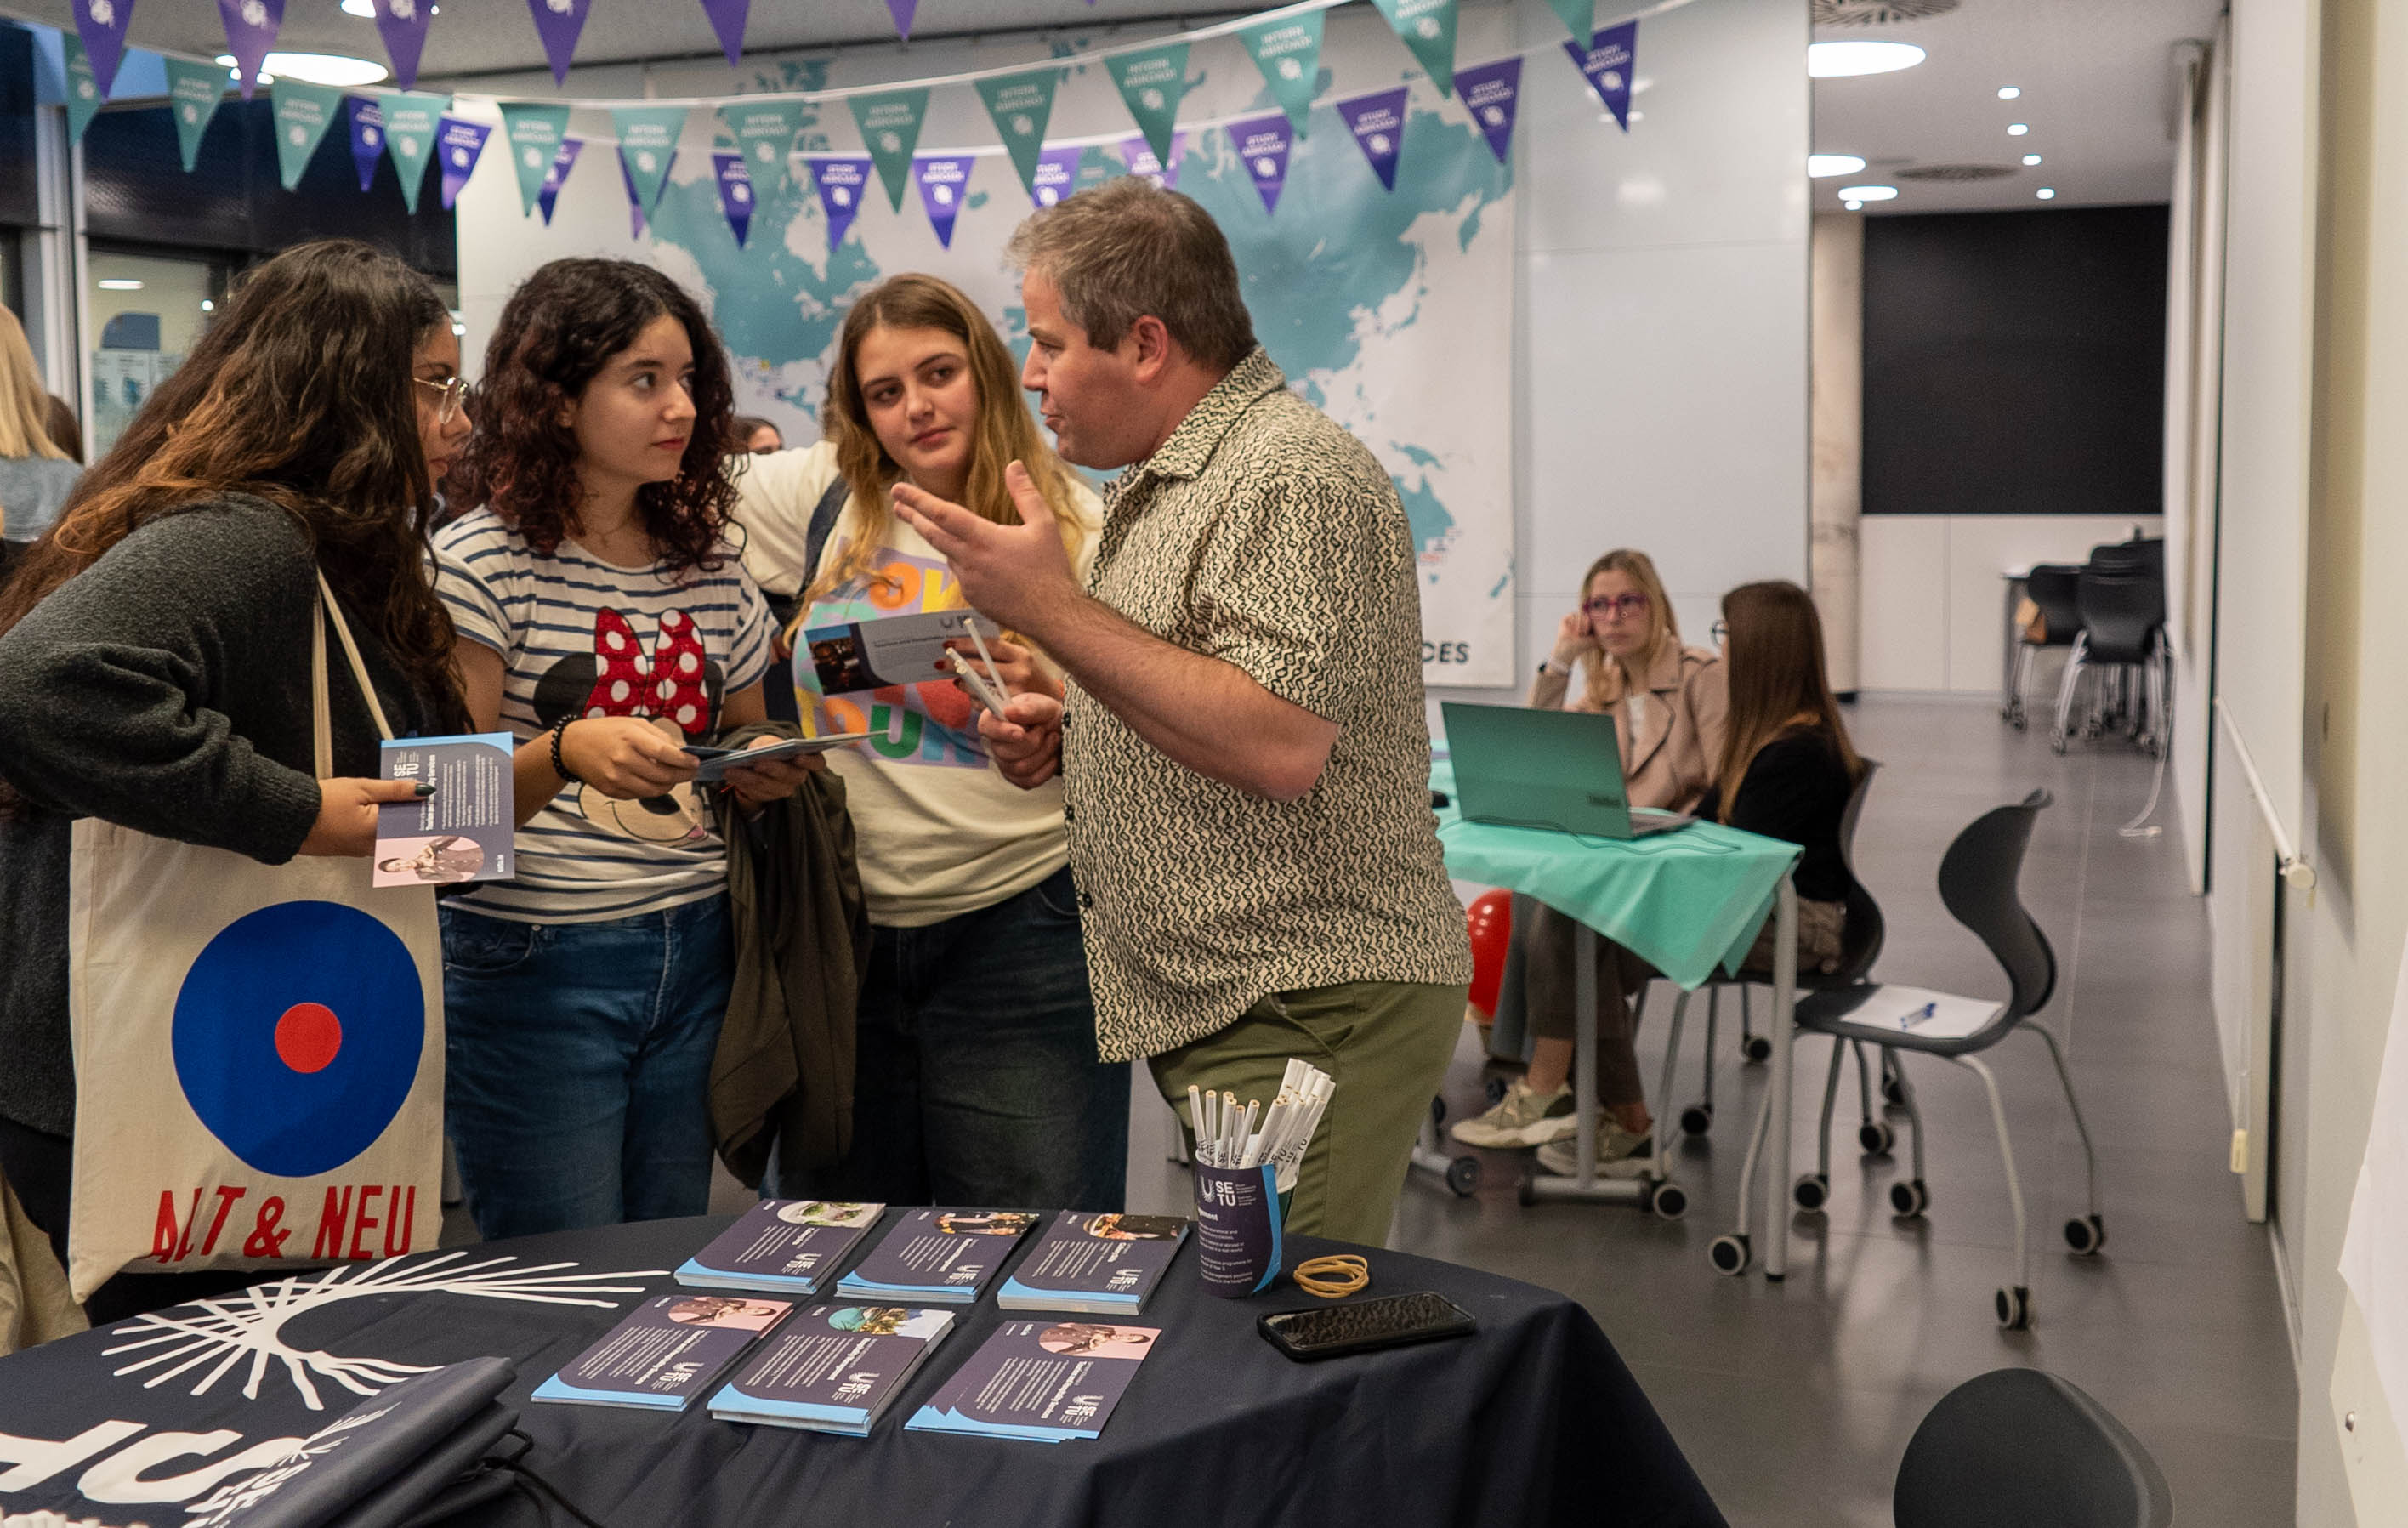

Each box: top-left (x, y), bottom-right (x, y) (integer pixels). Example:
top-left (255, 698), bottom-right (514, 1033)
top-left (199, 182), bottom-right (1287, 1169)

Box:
top-left (1451, 548), bottom-right (1726, 1162)
top-left (730, 274), bottom-right (1123, 1211)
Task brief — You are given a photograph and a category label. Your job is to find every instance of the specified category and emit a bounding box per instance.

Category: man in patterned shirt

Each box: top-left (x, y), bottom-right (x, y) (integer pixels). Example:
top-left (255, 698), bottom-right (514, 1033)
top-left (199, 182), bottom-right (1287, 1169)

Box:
top-left (894, 179), bottom-right (1471, 1245)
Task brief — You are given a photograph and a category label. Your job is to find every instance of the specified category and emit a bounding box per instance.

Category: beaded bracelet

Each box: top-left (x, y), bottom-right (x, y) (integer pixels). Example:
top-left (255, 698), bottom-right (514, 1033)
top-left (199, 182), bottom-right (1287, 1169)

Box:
top-left (548, 719), bottom-right (582, 784)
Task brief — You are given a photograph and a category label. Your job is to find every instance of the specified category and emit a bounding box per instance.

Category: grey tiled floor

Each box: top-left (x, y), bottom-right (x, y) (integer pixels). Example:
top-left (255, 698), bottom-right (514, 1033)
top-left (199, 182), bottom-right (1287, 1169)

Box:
top-left (1126, 693), bottom-right (2298, 1526)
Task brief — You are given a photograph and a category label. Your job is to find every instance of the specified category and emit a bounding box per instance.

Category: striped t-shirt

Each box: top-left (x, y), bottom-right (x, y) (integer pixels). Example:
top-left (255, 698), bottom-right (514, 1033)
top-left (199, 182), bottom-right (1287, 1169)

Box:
top-left (432, 508), bottom-right (772, 924)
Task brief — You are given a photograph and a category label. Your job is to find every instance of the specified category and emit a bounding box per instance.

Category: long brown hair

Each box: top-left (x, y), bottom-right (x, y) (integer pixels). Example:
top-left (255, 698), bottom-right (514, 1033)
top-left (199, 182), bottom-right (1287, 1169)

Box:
top-left (0, 239), bottom-right (461, 720)
top-left (1713, 580), bottom-right (1860, 823)
top-left (447, 258), bottom-right (739, 578)
top-left (1577, 548), bottom-right (1680, 709)
top-left (814, 273), bottom-right (1089, 605)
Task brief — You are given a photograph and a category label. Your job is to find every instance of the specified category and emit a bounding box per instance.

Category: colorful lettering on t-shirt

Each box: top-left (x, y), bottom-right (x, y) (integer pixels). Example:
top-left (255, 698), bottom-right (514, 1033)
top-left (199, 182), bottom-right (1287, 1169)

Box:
top-left (799, 544), bottom-right (986, 771)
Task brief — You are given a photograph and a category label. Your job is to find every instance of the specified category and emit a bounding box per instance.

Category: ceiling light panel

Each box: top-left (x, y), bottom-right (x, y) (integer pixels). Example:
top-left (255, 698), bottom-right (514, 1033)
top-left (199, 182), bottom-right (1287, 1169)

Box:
top-left (1808, 41), bottom-right (1927, 77)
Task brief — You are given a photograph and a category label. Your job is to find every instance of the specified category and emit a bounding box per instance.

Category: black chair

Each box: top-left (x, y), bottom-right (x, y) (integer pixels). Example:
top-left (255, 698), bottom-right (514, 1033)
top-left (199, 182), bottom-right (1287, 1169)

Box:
top-left (2053, 547), bottom-right (2168, 754)
top-left (2003, 565), bottom-right (2081, 730)
top-left (1786, 790), bottom-right (2104, 1330)
top-left (1670, 761), bottom-right (1885, 1140)
top-left (1895, 1368), bottom-right (2174, 1527)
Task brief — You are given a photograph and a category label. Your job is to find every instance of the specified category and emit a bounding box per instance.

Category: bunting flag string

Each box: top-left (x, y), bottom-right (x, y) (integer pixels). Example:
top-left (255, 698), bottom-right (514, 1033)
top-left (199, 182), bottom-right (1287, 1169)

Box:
top-left (215, 0), bottom-right (277, 101)
top-left (912, 154), bottom-right (974, 248)
top-left (437, 115), bottom-right (491, 210)
top-left (1238, 10), bottom-right (1324, 135)
top-left (372, 0), bottom-right (431, 93)
top-left (537, 134), bottom-right (582, 225)
top-left (974, 69), bottom-right (1062, 203)
top-left (713, 150), bottom-right (756, 245)
top-left (344, 94), bottom-right (384, 192)
top-left (73, 0), bottom-right (136, 100)
top-left (383, 92), bottom-right (446, 212)
top-left (1335, 86), bottom-right (1406, 190)
top-left (526, 0), bottom-right (591, 88)
top-left (269, 77), bottom-right (341, 191)
top-left (1566, 20), bottom-right (1638, 131)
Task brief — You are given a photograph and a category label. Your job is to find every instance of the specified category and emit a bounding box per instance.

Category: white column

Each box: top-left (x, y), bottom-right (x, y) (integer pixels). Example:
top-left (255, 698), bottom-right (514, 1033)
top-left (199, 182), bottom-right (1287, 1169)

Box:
top-left (1809, 213), bottom-right (1864, 694)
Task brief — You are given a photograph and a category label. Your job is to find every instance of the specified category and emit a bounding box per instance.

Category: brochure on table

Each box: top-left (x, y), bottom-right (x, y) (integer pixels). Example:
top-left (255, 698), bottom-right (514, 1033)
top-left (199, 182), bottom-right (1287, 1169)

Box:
top-left (906, 1319), bottom-right (1160, 1443)
top-left (836, 1208), bottom-right (1038, 1304)
top-left (708, 1304), bottom-right (957, 1436)
top-left (677, 1200), bottom-right (885, 1295)
top-left (997, 1211), bottom-right (1191, 1314)
top-left (532, 1293), bottom-right (793, 1412)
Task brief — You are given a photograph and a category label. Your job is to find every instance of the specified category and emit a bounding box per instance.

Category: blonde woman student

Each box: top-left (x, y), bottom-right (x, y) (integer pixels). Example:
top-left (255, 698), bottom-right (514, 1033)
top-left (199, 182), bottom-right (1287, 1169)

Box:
top-left (1451, 548), bottom-right (1728, 1164)
top-left (732, 273), bottom-right (1122, 1210)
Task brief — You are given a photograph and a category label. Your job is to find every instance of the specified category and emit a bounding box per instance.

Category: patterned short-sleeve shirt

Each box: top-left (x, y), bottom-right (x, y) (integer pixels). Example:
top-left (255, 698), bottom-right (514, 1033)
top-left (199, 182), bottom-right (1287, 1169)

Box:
top-left (1062, 348), bottom-right (1472, 1061)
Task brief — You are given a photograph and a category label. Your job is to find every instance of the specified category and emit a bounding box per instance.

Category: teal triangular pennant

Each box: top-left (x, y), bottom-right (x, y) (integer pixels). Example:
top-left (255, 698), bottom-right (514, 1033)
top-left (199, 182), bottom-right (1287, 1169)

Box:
top-left (1238, 11), bottom-right (1324, 135)
top-left (718, 97), bottom-right (809, 202)
top-left (1106, 43), bottom-right (1190, 168)
top-left (1371, 0), bottom-right (1459, 99)
top-left (63, 37), bottom-right (102, 145)
top-left (382, 92), bottom-right (447, 213)
top-left (270, 78), bottom-right (344, 190)
top-left (499, 101), bottom-right (573, 216)
top-left (848, 88), bottom-right (929, 212)
top-left (973, 70), bottom-right (1061, 202)
top-left (164, 58), bottom-right (226, 173)
top-left (611, 105), bottom-right (689, 213)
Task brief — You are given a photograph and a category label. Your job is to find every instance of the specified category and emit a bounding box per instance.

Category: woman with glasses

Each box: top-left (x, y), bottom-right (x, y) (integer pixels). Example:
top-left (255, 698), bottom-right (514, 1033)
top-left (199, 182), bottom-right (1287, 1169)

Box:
top-left (1451, 548), bottom-right (1726, 1167)
top-left (0, 241), bottom-right (470, 1321)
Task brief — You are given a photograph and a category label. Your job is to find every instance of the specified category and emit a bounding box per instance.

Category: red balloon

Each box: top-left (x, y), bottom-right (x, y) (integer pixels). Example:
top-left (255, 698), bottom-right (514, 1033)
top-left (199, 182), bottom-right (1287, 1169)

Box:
top-left (1465, 889), bottom-right (1513, 1019)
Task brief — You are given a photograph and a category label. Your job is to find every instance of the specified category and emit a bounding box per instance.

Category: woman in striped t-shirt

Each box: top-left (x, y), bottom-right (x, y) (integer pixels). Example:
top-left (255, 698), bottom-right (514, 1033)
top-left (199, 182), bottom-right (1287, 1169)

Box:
top-left (434, 258), bottom-right (817, 1240)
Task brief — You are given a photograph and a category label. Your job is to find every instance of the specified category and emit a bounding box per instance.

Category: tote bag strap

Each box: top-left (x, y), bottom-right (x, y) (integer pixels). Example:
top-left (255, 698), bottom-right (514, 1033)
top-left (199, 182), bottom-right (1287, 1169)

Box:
top-left (312, 570), bottom-right (397, 782)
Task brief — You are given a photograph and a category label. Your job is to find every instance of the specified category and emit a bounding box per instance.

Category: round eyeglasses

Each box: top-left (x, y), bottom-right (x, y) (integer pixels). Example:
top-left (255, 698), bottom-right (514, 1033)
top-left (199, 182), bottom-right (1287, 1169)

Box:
top-left (1710, 619), bottom-right (1729, 645)
top-left (416, 374), bottom-right (471, 426)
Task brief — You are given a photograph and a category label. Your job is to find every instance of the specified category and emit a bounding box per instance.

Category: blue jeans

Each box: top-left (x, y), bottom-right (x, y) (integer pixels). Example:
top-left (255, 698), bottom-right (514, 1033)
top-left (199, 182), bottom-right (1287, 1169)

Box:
top-left (440, 895), bottom-right (731, 1241)
top-left (781, 866), bottom-right (1127, 1210)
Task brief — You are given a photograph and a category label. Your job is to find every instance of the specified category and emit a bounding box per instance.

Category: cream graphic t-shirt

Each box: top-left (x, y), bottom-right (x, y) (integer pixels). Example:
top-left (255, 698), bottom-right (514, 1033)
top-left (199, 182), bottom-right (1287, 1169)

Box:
top-left (735, 442), bottom-right (1099, 929)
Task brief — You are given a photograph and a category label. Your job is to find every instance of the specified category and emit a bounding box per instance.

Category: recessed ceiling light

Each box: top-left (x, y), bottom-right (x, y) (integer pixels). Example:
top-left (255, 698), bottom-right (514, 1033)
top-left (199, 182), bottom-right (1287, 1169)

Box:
top-left (1809, 154), bottom-right (1868, 178)
top-left (2007, 123), bottom-right (2030, 136)
top-left (1838, 185), bottom-right (1899, 202)
top-left (1808, 42), bottom-right (1926, 78)
top-left (2036, 187), bottom-right (2056, 200)
top-left (2022, 154), bottom-right (2042, 166)
top-left (1997, 86), bottom-right (2021, 99)
top-left (1844, 199), bottom-right (1863, 211)
top-left (340, 0), bottom-right (373, 14)
top-left (98, 278), bottom-right (144, 291)
top-left (217, 51), bottom-right (389, 87)
top-left (200, 298), bottom-right (214, 310)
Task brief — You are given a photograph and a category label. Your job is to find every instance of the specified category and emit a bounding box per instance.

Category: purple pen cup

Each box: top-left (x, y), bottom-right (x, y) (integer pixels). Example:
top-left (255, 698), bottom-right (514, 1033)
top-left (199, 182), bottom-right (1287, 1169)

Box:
top-left (1193, 1162), bottom-right (1286, 1297)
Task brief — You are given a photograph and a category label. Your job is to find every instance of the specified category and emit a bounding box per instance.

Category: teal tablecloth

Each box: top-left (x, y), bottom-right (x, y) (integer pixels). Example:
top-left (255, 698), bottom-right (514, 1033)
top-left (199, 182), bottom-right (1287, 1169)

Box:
top-left (1432, 759), bottom-right (1802, 989)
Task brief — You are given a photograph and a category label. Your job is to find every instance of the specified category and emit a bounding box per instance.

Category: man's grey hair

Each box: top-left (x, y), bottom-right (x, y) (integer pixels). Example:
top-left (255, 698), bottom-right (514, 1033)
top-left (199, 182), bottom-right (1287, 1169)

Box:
top-left (1006, 178), bottom-right (1258, 371)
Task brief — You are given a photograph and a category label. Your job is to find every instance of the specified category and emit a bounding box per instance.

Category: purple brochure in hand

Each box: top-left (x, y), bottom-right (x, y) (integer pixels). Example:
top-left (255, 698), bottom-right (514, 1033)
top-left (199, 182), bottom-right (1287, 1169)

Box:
top-left (906, 1319), bottom-right (1160, 1442)
top-left (997, 1212), bottom-right (1190, 1314)
top-left (531, 1293), bottom-right (792, 1411)
top-left (676, 1200), bottom-right (884, 1295)
top-left (836, 1208), bottom-right (1039, 1304)
top-left (707, 1304), bottom-right (956, 1434)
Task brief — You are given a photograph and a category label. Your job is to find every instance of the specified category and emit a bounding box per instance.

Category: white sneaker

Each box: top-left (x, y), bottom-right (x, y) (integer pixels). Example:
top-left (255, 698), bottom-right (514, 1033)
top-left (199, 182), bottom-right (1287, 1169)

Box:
top-left (1536, 1122), bottom-right (1656, 1179)
top-left (1449, 1079), bottom-right (1577, 1149)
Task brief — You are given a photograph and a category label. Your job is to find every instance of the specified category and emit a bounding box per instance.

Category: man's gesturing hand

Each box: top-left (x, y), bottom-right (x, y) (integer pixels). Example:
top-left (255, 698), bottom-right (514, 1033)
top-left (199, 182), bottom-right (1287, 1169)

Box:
top-left (891, 461), bottom-right (1080, 639)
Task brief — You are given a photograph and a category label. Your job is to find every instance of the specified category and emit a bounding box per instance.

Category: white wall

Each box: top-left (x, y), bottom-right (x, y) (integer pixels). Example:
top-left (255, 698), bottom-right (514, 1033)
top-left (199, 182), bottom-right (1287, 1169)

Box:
top-left (1451, 0), bottom-right (1809, 707)
top-left (1855, 513), bottom-right (2163, 694)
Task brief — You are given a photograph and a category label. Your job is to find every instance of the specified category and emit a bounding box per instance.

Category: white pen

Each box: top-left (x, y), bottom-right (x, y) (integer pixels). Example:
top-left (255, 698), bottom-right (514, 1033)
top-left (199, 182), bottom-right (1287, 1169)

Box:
top-left (1188, 1084), bottom-right (1207, 1160)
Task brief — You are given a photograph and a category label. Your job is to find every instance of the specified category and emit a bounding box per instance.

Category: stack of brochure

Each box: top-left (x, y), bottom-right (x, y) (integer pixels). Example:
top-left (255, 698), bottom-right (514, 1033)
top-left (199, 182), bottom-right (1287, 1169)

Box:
top-left (997, 1212), bottom-right (1190, 1315)
top-left (531, 1294), bottom-right (793, 1412)
top-left (906, 1320), bottom-right (1159, 1443)
top-left (707, 1304), bottom-right (957, 1436)
top-left (676, 1200), bottom-right (886, 1296)
top-left (835, 1208), bottom-right (1038, 1304)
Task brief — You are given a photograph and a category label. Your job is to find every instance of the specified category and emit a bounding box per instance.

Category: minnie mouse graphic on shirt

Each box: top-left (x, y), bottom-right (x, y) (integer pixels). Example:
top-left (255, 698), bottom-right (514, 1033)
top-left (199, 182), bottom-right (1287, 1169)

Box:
top-left (531, 608), bottom-right (728, 844)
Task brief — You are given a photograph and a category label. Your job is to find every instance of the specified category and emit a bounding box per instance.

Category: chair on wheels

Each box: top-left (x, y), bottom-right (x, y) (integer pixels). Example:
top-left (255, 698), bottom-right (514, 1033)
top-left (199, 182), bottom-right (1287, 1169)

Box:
top-left (1666, 761), bottom-right (1886, 1147)
top-left (2004, 565), bottom-right (2082, 730)
top-left (1895, 1368), bottom-right (2174, 1527)
top-left (2052, 553), bottom-right (2167, 756)
top-left (1786, 789), bottom-right (2104, 1330)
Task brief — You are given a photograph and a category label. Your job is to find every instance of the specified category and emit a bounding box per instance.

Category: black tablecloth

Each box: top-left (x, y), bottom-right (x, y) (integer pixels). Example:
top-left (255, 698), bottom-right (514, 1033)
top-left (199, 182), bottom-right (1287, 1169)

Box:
top-left (0, 1213), bottom-right (1724, 1527)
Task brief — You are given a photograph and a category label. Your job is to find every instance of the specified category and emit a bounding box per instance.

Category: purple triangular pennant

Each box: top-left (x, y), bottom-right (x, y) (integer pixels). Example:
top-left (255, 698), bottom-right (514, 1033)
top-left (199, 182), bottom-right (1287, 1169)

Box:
top-left (714, 151), bottom-right (755, 247)
top-left (527, 0), bottom-right (591, 86)
top-left (1121, 130), bottom-right (1185, 190)
top-left (912, 154), bottom-right (973, 247)
top-left (1228, 112), bottom-right (1293, 216)
top-left (345, 94), bottom-right (384, 193)
top-left (74, 0), bottom-right (137, 99)
top-left (698, 0), bottom-right (748, 67)
top-left (1566, 21), bottom-right (1638, 132)
top-left (218, 0), bottom-right (281, 101)
top-left (537, 134), bottom-right (582, 225)
top-left (617, 149), bottom-right (646, 239)
top-left (373, 0), bottom-right (432, 93)
top-left (885, 0), bottom-right (917, 39)
top-left (1030, 143), bottom-right (1082, 207)
top-left (437, 115), bottom-right (491, 210)
top-left (809, 156), bottom-right (872, 253)
top-left (1337, 87), bottom-right (1408, 191)
top-left (1455, 56), bottom-right (1522, 164)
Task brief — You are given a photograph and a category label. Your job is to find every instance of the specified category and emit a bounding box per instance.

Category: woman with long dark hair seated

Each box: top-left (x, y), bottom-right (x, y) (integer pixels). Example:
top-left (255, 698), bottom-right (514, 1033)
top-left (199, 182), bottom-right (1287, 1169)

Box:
top-left (1525, 579), bottom-right (1862, 1180)
top-left (0, 241), bottom-right (474, 1321)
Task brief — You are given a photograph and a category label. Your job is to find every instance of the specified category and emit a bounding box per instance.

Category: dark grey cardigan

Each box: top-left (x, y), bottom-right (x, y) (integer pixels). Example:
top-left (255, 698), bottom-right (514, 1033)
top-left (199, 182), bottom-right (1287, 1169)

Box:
top-left (0, 497), bottom-right (435, 1137)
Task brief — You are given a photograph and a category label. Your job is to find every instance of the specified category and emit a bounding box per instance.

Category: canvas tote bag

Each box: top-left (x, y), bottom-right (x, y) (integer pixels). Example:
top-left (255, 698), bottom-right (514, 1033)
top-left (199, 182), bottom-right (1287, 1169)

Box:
top-left (64, 571), bottom-right (444, 1301)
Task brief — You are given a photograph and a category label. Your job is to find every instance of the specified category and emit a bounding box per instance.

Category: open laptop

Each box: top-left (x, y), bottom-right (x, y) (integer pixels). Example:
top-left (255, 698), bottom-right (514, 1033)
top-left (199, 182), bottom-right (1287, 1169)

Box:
top-left (1440, 702), bottom-right (1694, 839)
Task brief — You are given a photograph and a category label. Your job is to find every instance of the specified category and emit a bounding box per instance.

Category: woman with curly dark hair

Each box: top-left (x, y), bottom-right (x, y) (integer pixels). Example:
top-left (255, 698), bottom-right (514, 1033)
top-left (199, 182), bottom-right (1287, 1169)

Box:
top-left (0, 239), bottom-right (470, 1321)
top-left (432, 258), bottom-right (817, 1239)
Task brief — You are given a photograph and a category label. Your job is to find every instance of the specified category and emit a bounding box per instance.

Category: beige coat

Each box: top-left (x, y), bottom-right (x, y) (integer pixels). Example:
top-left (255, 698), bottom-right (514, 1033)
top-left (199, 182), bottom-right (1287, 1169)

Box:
top-left (1529, 642), bottom-right (1729, 813)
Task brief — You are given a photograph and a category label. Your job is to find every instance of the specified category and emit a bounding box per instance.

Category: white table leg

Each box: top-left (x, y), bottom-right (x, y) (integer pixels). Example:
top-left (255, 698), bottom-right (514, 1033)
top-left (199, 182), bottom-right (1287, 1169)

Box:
top-left (1764, 875), bottom-right (1799, 1280)
top-left (1527, 917), bottom-right (1648, 1204)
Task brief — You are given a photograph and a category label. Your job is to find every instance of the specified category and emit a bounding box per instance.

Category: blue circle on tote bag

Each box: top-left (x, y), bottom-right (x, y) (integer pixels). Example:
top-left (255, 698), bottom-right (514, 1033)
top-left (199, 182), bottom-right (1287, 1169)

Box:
top-left (171, 900), bottom-right (425, 1178)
